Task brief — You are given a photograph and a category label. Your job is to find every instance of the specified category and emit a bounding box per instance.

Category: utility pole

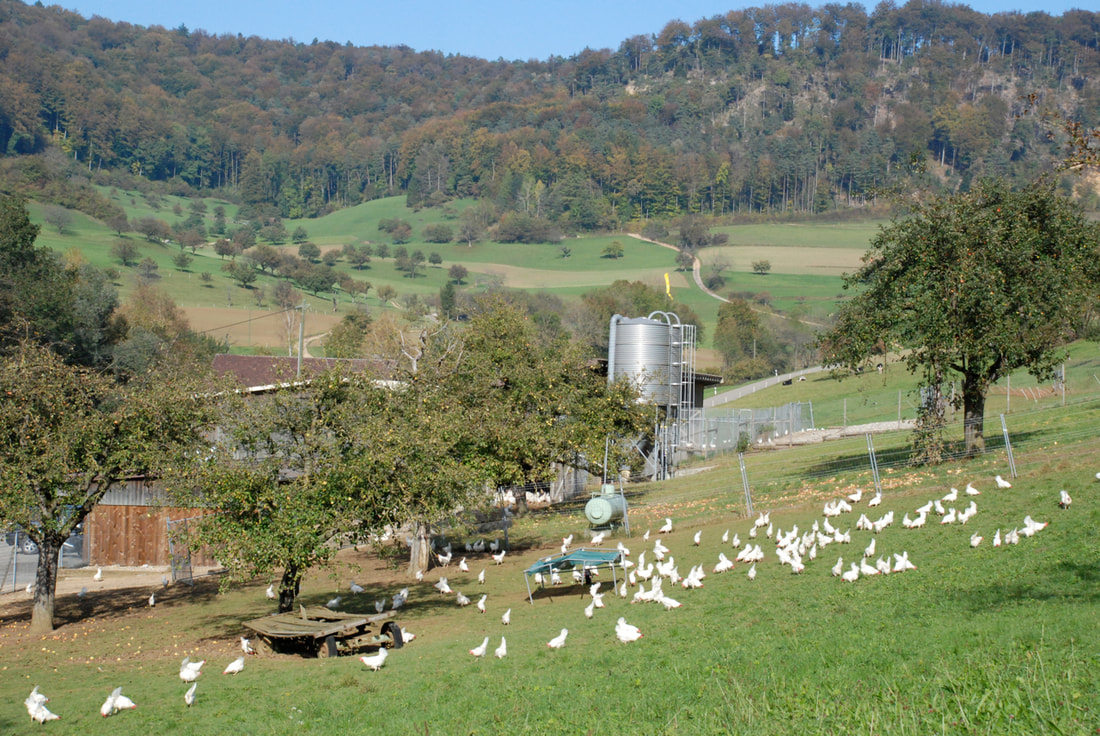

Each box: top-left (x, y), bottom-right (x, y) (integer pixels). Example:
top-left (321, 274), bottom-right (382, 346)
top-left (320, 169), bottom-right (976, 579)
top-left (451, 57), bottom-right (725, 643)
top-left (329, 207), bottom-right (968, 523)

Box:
top-left (296, 302), bottom-right (306, 379)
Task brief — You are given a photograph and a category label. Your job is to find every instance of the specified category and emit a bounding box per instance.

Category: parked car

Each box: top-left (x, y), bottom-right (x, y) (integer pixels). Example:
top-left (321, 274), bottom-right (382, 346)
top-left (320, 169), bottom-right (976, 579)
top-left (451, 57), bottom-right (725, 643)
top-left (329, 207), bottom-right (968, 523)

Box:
top-left (4, 527), bottom-right (39, 555)
top-left (4, 523), bottom-right (84, 557)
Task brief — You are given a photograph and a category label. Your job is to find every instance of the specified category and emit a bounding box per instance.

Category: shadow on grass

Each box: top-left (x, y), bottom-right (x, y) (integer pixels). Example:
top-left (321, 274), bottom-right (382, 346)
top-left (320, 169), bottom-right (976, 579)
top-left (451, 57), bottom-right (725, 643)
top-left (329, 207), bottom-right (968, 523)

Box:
top-left (801, 429), bottom-right (1046, 479)
top-left (951, 560), bottom-right (1100, 612)
top-left (0, 576), bottom-right (224, 629)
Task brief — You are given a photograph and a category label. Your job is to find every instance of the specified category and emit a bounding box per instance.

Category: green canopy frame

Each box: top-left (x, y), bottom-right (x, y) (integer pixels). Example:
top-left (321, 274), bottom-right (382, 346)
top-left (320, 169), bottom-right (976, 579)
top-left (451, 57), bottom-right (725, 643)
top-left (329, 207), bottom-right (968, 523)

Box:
top-left (522, 547), bottom-right (623, 604)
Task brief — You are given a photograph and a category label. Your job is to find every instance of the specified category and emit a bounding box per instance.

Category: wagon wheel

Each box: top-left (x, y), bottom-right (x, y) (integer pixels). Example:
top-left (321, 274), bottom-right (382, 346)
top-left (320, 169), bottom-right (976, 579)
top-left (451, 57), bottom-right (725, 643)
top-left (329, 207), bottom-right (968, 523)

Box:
top-left (316, 634), bottom-right (339, 658)
top-left (251, 637), bottom-right (275, 657)
top-left (381, 621), bottom-right (404, 649)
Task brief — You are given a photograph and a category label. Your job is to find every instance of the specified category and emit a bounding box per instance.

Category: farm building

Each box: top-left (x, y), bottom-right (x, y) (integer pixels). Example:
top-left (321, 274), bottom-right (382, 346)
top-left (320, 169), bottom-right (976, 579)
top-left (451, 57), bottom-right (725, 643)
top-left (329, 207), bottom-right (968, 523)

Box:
top-left (82, 477), bottom-right (218, 569)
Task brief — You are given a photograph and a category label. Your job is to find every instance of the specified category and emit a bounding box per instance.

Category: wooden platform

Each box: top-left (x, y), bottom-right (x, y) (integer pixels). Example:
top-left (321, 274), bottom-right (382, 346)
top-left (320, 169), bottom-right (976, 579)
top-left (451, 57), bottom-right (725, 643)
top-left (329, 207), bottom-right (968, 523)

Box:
top-left (243, 606), bottom-right (402, 657)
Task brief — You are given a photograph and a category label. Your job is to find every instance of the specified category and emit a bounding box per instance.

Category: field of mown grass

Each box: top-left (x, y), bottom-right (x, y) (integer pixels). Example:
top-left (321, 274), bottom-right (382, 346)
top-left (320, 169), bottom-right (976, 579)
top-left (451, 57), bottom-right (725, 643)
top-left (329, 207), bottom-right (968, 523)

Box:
top-left (2, 393), bottom-right (1097, 735)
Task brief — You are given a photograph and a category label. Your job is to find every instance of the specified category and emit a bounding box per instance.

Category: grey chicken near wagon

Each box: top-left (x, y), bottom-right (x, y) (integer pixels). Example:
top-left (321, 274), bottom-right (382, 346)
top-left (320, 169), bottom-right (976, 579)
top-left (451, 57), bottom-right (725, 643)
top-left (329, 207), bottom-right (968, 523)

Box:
top-left (243, 605), bottom-right (404, 658)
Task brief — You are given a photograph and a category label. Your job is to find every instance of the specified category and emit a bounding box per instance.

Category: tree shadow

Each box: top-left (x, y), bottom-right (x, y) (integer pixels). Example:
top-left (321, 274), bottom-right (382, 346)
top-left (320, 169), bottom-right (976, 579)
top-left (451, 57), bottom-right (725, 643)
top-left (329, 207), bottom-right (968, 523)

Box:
top-left (802, 428), bottom-right (1046, 478)
top-left (948, 559), bottom-right (1100, 613)
top-left (1, 577), bottom-right (223, 629)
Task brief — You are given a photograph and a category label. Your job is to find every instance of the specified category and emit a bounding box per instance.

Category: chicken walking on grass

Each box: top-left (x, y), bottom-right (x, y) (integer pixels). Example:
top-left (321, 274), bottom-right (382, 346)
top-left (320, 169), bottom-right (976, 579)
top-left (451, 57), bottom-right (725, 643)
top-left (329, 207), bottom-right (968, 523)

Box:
top-left (359, 648), bottom-right (388, 671)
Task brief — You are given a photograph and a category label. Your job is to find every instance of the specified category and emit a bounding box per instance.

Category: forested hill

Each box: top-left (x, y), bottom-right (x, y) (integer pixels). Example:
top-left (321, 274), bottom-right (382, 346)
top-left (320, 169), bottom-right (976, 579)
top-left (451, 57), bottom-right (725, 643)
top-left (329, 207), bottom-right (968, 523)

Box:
top-left (1, 0), bottom-right (1097, 226)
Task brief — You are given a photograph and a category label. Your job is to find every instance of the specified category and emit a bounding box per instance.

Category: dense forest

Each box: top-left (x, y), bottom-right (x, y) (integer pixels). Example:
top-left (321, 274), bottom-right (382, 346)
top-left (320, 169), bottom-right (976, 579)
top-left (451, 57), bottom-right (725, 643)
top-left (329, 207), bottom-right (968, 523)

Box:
top-left (1, 0), bottom-right (1098, 226)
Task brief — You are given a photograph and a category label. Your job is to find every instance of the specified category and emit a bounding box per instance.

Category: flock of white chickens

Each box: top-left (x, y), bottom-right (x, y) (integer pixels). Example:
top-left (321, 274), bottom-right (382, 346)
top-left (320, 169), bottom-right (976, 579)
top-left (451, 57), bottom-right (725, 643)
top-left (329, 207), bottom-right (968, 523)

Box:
top-left (23, 638), bottom-right (254, 723)
top-left (22, 471), bottom-right (1085, 723)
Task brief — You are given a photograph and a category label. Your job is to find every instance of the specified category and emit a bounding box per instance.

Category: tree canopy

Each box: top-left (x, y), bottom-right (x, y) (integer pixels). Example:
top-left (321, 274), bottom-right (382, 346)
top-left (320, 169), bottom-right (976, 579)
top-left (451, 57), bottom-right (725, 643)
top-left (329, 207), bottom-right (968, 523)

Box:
top-left (819, 179), bottom-right (1100, 456)
top-left (2, 2), bottom-right (1098, 224)
top-left (179, 297), bottom-right (647, 603)
top-left (0, 340), bottom-right (216, 631)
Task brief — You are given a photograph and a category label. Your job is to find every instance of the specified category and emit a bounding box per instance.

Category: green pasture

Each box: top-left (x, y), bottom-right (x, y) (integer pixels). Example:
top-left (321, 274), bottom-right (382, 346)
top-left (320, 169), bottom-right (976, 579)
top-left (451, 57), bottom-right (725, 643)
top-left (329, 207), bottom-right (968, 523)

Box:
top-left (95, 186), bottom-right (240, 229)
top-left (718, 341), bottom-right (1100, 429)
top-left (15, 193), bottom-right (1063, 372)
top-left (711, 220), bottom-right (885, 248)
top-left (3, 397), bottom-right (1098, 734)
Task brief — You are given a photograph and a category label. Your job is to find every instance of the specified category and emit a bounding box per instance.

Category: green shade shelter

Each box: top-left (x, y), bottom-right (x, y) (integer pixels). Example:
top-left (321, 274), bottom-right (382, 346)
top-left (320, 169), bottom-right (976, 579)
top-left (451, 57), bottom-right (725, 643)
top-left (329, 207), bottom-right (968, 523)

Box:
top-left (522, 547), bottom-right (624, 604)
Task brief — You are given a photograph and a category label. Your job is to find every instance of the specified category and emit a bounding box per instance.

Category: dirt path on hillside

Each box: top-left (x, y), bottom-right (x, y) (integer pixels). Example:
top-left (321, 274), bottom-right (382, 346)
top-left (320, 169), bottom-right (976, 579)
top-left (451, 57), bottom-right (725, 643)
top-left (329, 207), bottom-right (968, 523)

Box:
top-left (626, 233), bottom-right (827, 329)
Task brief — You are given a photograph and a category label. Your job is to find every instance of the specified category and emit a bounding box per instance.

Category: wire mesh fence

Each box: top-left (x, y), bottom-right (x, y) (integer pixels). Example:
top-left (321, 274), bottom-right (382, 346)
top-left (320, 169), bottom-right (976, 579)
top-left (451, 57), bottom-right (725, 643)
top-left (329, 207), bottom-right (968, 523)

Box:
top-left (0, 528), bottom-right (88, 595)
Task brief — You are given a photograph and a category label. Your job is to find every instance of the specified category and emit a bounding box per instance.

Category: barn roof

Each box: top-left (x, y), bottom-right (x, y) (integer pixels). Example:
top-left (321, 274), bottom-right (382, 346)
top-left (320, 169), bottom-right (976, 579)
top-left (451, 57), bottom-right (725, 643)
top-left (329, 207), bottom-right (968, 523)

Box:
top-left (212, 354), bottom-right (388, 390)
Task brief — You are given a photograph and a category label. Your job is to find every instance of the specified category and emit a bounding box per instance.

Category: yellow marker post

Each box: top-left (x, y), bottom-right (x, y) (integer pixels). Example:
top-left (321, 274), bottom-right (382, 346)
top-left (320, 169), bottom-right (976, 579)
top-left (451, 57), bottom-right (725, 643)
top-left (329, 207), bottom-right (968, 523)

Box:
top-left (664, 272), bottom-right (671, 300)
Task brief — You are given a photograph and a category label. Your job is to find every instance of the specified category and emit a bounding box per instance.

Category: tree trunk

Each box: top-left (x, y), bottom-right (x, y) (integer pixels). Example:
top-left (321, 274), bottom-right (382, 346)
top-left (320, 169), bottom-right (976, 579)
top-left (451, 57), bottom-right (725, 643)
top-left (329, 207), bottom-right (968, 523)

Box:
top-left (961, 373), bottom-right (987, 457)
top-left (29, 536), bottom-right (63, 634)
top-left (277, 564), bottom-right (302, 613)
top-left (408, 521), bottom-right (433, 578)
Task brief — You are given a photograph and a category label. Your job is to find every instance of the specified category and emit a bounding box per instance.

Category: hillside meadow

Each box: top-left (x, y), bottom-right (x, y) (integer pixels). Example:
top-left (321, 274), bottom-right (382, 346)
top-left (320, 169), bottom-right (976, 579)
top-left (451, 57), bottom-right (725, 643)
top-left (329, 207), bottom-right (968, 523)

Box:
top-left (720, 340), bottom-right (1100, 429)
top-left (26, 193), bottom-right (878, 358)
top-left (1, 395), bottom-right (1097, 735)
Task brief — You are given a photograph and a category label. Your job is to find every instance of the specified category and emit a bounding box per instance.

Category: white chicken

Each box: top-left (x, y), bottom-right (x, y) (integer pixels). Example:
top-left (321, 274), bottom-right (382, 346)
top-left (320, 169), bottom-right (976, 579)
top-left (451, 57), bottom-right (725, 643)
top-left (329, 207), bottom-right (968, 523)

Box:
top-left (494, 637), bottom-right (508, 659)
top-left (547, 629), bottom-right (568, 649)
top-left (477, 594), bottom-right (487, 613)
top-left (100, 687), bottom-right (123, 717)
top-left (223, 656), bottom-right (245, 675)
top-left (615, 617), bottom-right (643, 643)
top-left (31, 703), bottom-right (60, 724)
top-left (179, 658), bottom-right (205, 683)
top-left (469, 636), bottom-right (489, 657)
top-left (359, 648), bottom-right (388, 671)
top-left (184, 683), bottom-right (196, 707)
top-left (501, 608), bottom-right (511, 625)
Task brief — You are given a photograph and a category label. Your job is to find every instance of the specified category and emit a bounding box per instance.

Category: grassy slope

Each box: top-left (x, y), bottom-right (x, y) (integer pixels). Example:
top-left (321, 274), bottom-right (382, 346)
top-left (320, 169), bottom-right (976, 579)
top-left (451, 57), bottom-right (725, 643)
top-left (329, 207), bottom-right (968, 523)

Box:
top-left (28, 195), bottom-right (876, 354)
top-left (1, 396), bottom-right (1097, 735)
top-left (721, 341), bottom-right (1100, 428)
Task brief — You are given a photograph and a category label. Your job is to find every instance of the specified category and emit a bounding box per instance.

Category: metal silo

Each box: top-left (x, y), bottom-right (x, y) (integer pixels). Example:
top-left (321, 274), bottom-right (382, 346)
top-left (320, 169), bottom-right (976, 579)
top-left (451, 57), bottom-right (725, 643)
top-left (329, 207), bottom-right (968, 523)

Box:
top-left (607, 314), bottom-right (678, 405)
top-left (608, 312), bottom-right (697, 479)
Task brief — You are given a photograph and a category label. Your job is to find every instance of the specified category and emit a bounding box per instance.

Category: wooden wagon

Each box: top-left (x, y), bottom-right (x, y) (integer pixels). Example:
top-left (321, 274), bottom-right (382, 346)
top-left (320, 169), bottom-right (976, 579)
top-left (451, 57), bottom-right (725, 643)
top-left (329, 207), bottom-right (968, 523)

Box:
top-left (243, 605), bottom-right (404, 658)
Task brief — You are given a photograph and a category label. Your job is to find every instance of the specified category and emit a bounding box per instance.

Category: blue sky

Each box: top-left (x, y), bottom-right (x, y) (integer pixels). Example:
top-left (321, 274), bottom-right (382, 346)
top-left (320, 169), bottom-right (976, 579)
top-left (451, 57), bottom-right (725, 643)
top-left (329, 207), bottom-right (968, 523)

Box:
top-left (60, 0), bottom-right (1087, 61)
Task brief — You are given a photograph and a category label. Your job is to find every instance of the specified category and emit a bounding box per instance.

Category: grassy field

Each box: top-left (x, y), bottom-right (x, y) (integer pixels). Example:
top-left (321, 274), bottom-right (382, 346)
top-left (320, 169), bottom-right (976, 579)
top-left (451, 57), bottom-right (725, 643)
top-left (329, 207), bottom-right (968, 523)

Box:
top-left (26, 195), bottom-right (883, 355)
top-left (2, 393), bottom-right (1098, 734)
top-left (720, 341), bottom-right (1100, 429)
